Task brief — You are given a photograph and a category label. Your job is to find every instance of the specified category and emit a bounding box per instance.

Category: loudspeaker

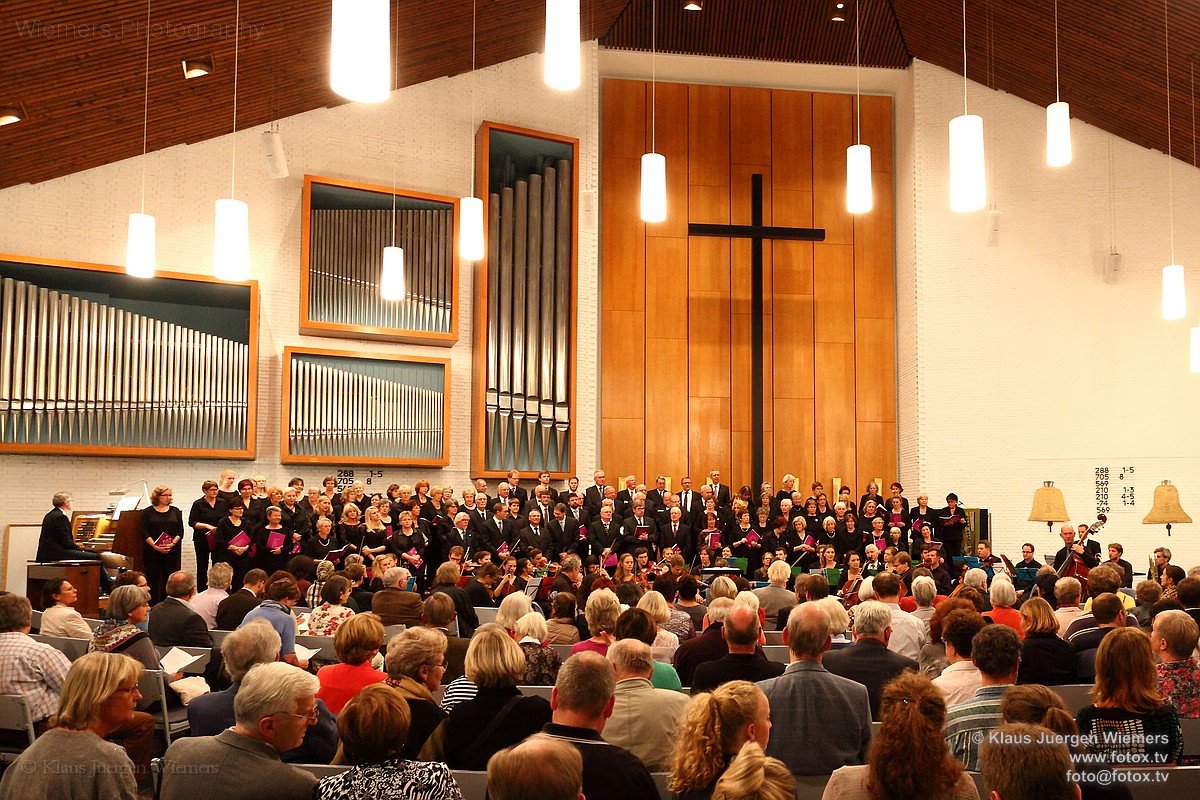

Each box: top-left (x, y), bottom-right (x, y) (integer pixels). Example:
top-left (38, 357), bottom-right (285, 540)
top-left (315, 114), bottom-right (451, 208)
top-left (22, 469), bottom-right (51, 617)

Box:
top-left (260, 130), bottom-right (289, 179)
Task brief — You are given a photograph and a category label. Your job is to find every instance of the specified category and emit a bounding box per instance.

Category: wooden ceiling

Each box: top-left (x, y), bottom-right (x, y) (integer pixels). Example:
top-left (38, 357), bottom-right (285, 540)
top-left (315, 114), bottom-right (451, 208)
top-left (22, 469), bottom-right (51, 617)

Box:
top-left (2, 0), bottom-right (1199, 189)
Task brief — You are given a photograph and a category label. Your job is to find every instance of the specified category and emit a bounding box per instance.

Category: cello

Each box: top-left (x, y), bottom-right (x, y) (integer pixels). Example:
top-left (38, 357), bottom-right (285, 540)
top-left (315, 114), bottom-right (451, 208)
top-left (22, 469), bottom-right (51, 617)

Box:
top-left (1055, 514), bottom-right (1106, 595)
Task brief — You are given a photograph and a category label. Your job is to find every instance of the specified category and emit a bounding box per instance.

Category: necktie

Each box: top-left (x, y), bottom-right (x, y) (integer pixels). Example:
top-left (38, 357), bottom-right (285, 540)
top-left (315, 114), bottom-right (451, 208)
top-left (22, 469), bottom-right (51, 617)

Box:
top-left (673, 524), bottom-right (678, 535)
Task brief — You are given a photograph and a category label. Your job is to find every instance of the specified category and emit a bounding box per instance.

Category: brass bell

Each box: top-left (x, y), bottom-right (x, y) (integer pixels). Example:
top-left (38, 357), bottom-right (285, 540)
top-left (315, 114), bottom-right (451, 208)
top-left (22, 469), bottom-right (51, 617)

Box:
top-left (1143, 480), bottom-right (1191, 537)
top-left (1029, 481), bottom-right (1070, 538)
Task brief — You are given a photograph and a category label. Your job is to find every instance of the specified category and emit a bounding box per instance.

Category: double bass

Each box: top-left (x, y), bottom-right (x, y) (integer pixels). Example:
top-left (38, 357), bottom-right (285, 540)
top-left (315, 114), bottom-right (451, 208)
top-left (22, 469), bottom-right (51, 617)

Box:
top-left (1055, 514), bottom-right (1106, 594)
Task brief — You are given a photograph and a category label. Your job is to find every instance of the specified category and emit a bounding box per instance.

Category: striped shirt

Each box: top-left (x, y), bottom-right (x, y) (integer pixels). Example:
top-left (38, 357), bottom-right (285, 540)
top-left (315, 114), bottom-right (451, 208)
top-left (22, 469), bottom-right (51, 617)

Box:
top-left (944, 684), bottom-right (1009, 771)
top-left (0, 631), bottom-right (70, 721)
top-left (439, 676), bottom-right (477, 712)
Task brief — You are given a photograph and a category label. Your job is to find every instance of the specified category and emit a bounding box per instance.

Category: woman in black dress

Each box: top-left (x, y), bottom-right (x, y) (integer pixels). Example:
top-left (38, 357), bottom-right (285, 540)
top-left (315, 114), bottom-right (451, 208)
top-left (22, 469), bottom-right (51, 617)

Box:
top-left (254, 505), bottom-right (289, 575)
top-left (338, 504), bottom-right (367, 561)
top-left (361, 506), bottom-right (391, 564)
top-left (389, 510), bottom-right (428, 587)
top-left (140, 485), bottom-right (183, 604)
top-left (187, 480), bottom-right (226, 592)
top-left (213, 500), bottom-right (254, 587)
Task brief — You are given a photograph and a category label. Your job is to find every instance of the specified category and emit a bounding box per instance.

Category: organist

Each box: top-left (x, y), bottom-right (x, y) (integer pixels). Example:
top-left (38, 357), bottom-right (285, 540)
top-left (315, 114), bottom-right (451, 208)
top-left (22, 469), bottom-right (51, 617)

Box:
top-left (38, 492), bottom-right (114, 593)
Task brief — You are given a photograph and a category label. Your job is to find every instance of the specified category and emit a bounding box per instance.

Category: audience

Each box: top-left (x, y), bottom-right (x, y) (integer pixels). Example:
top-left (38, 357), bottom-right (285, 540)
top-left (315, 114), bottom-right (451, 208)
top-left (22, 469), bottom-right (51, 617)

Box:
top-left (759, 604), bottom-right (872, 775)
top-left (823, 672), bottom-right (977, 800)
top-left (515, 611), bottom-right (562, 685)
top-left (637, 590), bottom-right (683, 660)
top-left (908, 575), bottom-right (938, 629)
top-left (1016, 596), bottom-right (1076, 685)
top-left (614, 607), bottom-right (685, 691)
top-left (753, 560), bottom-right (796, 621)
top-left (604, 638), bottom-right (690, 771)
top-left (1152, 609), bottom-right (1200, 718)
top-left (384, 626), bottom-right (450, 758)
top-left (160, 662), bottom-right (320, 800)
top-left (983, 576), bottom-right (1025, 638)
top-left (421, 591), bottom-right (469, 681)
top-left (191, 562), bottom-right (234, 630)
top-left (546, 593), bottom-right (582, 644)
top-left (216, 568), bottom-right (267, 630)
top-left (675, 597), bottom-right (736, 686)
top-left (0, 594), bottom-right (70, 733)
top-left (691, 603), bottom-right (783, 693)
top-left (372, 567), bottom-right (424, 627)
top-left (315, 612), bottom-right (387, 714)
top-left (978, 722), bottom-right (1077, 800)
top-left (823, 600), bottom-right (919, 718)
top-left (429, 562), bottom-right (480, 638)
top-left (930, 609), bottom-right (986, 706)
top-left (572, 588), bottom-right (620, 655)
top-left (919, 599), bottom-right (975, 678)
top-left (496, 592), bottom-right (534, 637)
top-left (670, 680), bottom-right (772, 799)
top-left (710, 741), bottom-right (794, 800)
top-left (147, 570), bottom-right (213, 647)
top-left (240, 577), bottom-right (308, 668)
top-left (677, 575), bottom-right (709, 632)
top-left (944, 623), bottom-right (1022, 771)
top-left (314, 684), bottom-right (462, 800)
top-left (1053, 577), bottom-right (1084, 637)
top-left (1132, 579), bottom-right (1164, 629)
top-left (307, 574), bottom-right (355, 636)
top-left (540, 651), bottom-right (660, 799)
top-left (89, 585), bottom-right (180, 706)
top-left (649, 575), bottom-right (697, 642)
top-left (37, 578), bottom-right (92, 639)
top-left (869, 572), bottom-right (926, 661)
top-left (1071, 592), bottom-right (1126, 683)
top-left (487, 734), bottom-right (583, 800)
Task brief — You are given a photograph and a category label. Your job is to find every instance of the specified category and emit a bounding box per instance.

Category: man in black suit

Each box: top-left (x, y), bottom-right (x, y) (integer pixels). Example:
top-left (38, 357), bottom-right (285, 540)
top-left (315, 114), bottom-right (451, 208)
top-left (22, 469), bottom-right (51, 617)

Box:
top-left (467, 494), bottom-right (492, 536)
top-left (516, 509), bottom-right (552, 557)
top-left (588, 506), bottom-right (621, 567)
top-left (546, 504), bottom-right (578, 561)
top-left (822, 599), bottom-right (918, 718)
top-left (583, 470), bottom-right (607, 517)
top-left (659, 507), bottom-right (692, 562)
top-left (709, 470), bottom-right (733, 510)
top-left (620, 501), bottom-right (658, 556)
top-left (37, 493), bottom-right (107, 573)
top-left (1052, 524), bottom-right (1101, 571)
top-left (148, 571), bottom-right (213, 647)
top-left (534, 471), bottom-right (560, 506)
top-left (215, 569), bottom-right (267, 630)
top-left (646, 477), bottom-right (670, 513)
top-left (690, 603), bottom-right (783, 693)
top-left (484, 501), bottom-right (514, 561)
top-left (677, 476), bottom-right (701, 523)
top-left (525, 487), bottom-right (556, 522)
top-left (614, 476), bottom-right (638, 520)
top-left (506, 470), bottom-right (528, 506)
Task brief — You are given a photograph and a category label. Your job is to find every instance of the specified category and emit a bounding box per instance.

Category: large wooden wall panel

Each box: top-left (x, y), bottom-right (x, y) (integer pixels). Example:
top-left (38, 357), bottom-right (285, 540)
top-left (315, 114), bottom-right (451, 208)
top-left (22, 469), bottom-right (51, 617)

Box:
top-left (771, 90), bottom-right (814, 194)
top-left (602, 79), bottom-right (646, 159)
top-left (603, 417), bottom-right (645, 486)
top-left (644, 336), bottom-right (691, 483)
top-left (600, 155), bottom-right (645, 314)
top-left (688, 85), bottom-right (730, 188)
top-left (645, 237), bottom-right (688, 340)
top-left (773, 399), bottom-right (816, 489)
top-left (648, 83), bottom-right (691, 240)
top-left (855, 317), bottom-right (896, 423)
top-left (812, 93), bottom-right (854, 245)
top-left (689, 397), bottom-right (731, 483)
top-left (814, 244), bottom-right (855, 344)
top-left (814, 341), bottom-right (857, 492)
top-left (856, 421), bottom-right (896, 496)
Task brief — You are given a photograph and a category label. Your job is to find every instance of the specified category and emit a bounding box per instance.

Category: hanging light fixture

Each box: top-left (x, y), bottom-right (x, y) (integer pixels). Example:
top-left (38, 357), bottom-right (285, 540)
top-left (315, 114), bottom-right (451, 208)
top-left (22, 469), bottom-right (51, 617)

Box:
top-left (459, 0), bottom-right (485, 262)
top-left (949, 0), bottom-right (985, 212)
top-left (845, 0), bottom-right (872, 214)
top-left (1161, 0), bottom-right (1185, 320)
top-left (214, 0), bottom-right (250, 282)
top-left (126, 0), bottom-right (155, 279)
top-left (640, 0), bottom-right (667, 223)
top-left (330, 0), bottom-right (390, 103)
top-left (381, 0), bottom-right (406, 302)
top-left (1045, 0), bottom-right (1072, 167)
top-left (544, 0), bottom-right (581, 91)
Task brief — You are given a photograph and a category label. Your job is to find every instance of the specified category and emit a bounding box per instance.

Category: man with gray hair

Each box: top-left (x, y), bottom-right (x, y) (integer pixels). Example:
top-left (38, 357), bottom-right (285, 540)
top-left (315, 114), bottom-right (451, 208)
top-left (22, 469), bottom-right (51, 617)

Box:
top-left (541, 651), bottom-right (660, 800)
top-left (371, 565), bottom-right (423, 627)
top-left (149, 570), bottom-right (212, 648)
top-left (160, 662), bottom-right (320, 800)
top-left (488, 734), bottom-right (584, 800)
top-left (821, 599), bottom-right (918, 718)
top-left (0, 594), bottom-right (70, 731)
top-left (603, 639), bottom-right (690, 771)
top-left (757, 603), bottom-right (872, 775)
top-left (672, 596), bottom-right (736, 685)
top-left (691, 603), bottom-right (784, 692)
top-left (186, 619), bottom-right (337, 764)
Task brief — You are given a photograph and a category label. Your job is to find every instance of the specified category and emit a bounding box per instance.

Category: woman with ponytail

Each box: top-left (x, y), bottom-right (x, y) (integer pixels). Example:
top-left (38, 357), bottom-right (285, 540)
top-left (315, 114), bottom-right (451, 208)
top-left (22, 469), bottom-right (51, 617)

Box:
top-left (710, 741), bottom-right (793, 800)
top-left (669, 680), bottom-right (771, 800)
top-left (823, 672), bottom-right (976, 800)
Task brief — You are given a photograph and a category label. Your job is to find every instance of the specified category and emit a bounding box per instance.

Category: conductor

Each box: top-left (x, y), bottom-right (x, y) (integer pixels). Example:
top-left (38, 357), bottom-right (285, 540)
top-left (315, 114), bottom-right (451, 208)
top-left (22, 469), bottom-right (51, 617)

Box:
top-left (38, 492), bottom-right (112, 592)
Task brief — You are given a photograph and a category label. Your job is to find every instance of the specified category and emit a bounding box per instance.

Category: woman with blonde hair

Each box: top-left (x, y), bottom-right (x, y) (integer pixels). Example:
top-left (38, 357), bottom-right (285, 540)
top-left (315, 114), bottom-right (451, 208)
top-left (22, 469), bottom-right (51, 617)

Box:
top-left (823, 672), bottom-right (976, 800)
top-left (139, 484), bottom-right (183, 603)
top-left (711, 741), bottom-right (794, 800)
top-left (514, 611), bottom-right (561, 685)
top-left (315, 613), bottom-right (386, 714)
top-left (669, 680), bottom-right (771, 799)
top-left (1077, 626), bottom-right (1182, 764)
top-left (1016, 596), bottom-right (1075, 685)
top-left (361, 506), bottom-right (390, 562)
top-left (571, 588), bottom-right (620, 656)
top-left (637, 590), bottom-right (682, 658)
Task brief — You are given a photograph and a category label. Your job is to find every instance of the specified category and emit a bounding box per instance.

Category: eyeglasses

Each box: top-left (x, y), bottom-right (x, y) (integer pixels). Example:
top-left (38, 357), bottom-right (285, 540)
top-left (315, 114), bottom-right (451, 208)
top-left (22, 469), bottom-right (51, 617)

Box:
top-left (114, 684), bottom-right (141, 696)
top-left (273, 708), bottom-right (319, 723)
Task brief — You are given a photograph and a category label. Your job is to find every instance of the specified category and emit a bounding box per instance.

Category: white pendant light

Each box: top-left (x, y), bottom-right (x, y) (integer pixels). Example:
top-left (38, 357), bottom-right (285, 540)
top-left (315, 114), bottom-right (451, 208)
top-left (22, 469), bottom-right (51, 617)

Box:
top-left (214, 0), bottom-right (250, 282)
top-left (127, 0), bottom-right (155, 279)
top-left (639, 0), bottom-right (667, 223)
top-left (1190, 325), bottom-right (1200, 372)
top-left (544, 0), bottom-right (581, 91)
top-left (1045, 0), bottom-right (1072, 167)
top-left (380, 246), bottom-right (406, 301)
top-left (1161, 0), bottom-right (1185, 320)
top-left (1163, 264), bottom-right (1186, 320)
top-left (949, 0), bottom-right (985, 212)
top-left (330, 0), bottom-right (391, 103)
top-left (459, 1), bottom-right (485, 262)
top-left (845, 0), bottom-right (872, 214)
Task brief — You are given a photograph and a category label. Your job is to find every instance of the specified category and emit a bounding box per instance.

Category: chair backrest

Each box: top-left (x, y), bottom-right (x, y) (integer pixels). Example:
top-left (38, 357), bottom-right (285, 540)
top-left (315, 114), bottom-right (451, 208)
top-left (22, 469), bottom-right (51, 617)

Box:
top-left (31, 633), bottom-right (89, 661)
top-left (516, 685), bottom-right (553, 700)
top-left (0, 694), bottom-right (35, 747)
top-left (763, 645), bottom-right (790, 664)
top-left (294, 763), bottom-right (350, 780)
top-left (210, 629), bottom-right (232, 649)
top-left (29, 610), bottom-right (41, 633)
top-left (651, 771), bottom-right (671, 800)
top-left (475, 607), bottom-right (499, 625)
top-left (551, 643), bottom-right (575, 660)
top-left (82, 617), bottom-right (103, 632)
top-left (453, 769), bottom-right (489, 800)
top-left (1050, 683), bottom-right (1094, 715)
top-left (154, 645), bottom-right (212, 675)
top-left (1125, 766), bottom-right (1200, 800)
top-left (1181, 717), bottom-right (1200, 759)
top-left (447, 617), bottom-right (460, 637)
top-left (294, 634), bottom-right (338, 663)
top-left (382, 624), bottom-right (406, 644)
top-left (793, 774), bottom-right (829, 800)
top-left (764, 630), bottom-right (784, 645)
top-left (137, 669), bottom-right (165, 707)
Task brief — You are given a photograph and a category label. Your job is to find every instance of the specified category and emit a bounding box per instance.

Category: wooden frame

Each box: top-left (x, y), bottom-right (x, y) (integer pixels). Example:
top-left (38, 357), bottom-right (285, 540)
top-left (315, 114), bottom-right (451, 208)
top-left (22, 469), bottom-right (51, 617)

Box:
top-left (470, 121), bottom-right (580, 480)
top-left (299, 174), bottom-right (460, 346)
top-left (280, 345), bottom-right (450, 467)
top-left (0, 252), bottom-right (258, 459)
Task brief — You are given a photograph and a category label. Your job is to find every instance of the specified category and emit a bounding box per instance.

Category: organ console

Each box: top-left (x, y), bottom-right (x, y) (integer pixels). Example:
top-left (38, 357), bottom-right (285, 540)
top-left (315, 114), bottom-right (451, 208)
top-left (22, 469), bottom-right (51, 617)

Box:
top-left (69, 509), bottom-right (143, 572)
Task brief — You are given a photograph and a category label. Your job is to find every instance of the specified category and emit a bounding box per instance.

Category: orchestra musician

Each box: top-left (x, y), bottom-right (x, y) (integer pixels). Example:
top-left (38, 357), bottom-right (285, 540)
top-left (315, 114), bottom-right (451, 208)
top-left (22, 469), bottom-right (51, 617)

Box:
top-left (1104, 542), bottom-right (1134, 588)
top-left (1012, 543), bottom-right (1043, 595)
top-left (1052, 524), bottom-right (1100, 571)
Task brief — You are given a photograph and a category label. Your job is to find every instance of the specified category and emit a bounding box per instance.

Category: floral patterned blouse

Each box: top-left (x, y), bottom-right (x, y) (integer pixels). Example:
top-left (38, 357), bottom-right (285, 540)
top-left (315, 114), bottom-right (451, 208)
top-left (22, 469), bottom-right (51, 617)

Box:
top-left (518, 639), bottom-right (562, 685)
top-left (1158, 657), bottom-right (1200, 718)
top-left (307, 602), bottom-right (354, 637)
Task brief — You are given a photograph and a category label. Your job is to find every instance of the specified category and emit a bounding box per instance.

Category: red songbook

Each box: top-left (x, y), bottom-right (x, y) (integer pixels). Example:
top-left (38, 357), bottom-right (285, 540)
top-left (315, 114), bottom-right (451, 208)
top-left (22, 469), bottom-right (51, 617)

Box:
top-left (874, 537), bottom-right (887, 551)
top-left (228, 531), bottom-right (252, 548)
top-left (803, 534), bottom-right (817, 548)
top-left (498, 542), bottom-right (510, 557)
top-left (266, 531), bottom-right (286, 549)
top-left (324, 546), bottom-right (350, 564)
top-left (603, 553), bottom-right (618, 568)
top-left (636, 525), bottom-right (650, 540)
top-left (153, 533), bottom-right (174, 548)
top-left (745, 530), bottom-right (761, 545)
top-left (407, 547), bottom-right (425, 571)
top-left (707, 532), bottom-right (722, 550)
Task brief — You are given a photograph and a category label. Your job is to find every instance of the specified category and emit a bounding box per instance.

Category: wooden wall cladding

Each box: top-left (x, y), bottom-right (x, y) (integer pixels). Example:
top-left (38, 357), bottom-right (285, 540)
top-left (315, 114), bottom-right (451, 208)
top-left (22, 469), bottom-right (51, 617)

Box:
top-left (599, 79), bottom-right (896, 493)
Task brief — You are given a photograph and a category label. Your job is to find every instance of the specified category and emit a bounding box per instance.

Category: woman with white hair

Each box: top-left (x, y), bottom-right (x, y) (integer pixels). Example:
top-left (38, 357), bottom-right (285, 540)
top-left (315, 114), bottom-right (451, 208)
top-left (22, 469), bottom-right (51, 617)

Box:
top-left (811, 596), bottom-right (852, 642)
top-left (910, 575), bottom-right (938, 628)
top-left (984, 575), bottom-right (1025, 638)
top-left (515, 611), bottom-right (561, 685)
top-left (961, 568), bottom-right (991, 611)
top-left (637, 590), bottom-right (682, 659)
top-left (571, 588), bottom-right (621, 656)
top-left (495, 592), bottom-right (533, 637)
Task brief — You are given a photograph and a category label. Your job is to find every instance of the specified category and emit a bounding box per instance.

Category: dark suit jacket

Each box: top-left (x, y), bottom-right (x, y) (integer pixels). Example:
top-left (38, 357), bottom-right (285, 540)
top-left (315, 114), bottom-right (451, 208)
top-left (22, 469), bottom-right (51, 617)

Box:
top-left (620, 517), bottom-right (658, 554)
top-left (1053, 541), bottom-right (1102, 570)
top-left (149, 597), bottom-right (213, 647)
top-left (510, 486), bottom-right (529, 505)
top-left (615, 489), bottom-right (637, 519)
top-left (215, 588), bottom-right (261, 631)
top-left (187, 683), bottom-right (337, 764)
top-left (710, 483), bottom-right (733, 508)
top-left (588, 520), bottom-right (620, 559)
top-left (821, 638), bottom-right (918, 719)
top-left (371, 587), bottom-right (424, 627)
top-left (690, 651), bottom-right (785, 693)
top-left (673, 622), bottom-right (729, 686)
top-left (484, 517), bottom-right (514, 556)
top-left (677, 490), bottom-right (702, 520)
top-left (583, 485), bottom-right (606, 516)
top-left (659, 522), bottom-right (693, 560)
top-left (37, 508), bottom-right (96, 562)
top-left (516, 525), bottom-right (552, 556)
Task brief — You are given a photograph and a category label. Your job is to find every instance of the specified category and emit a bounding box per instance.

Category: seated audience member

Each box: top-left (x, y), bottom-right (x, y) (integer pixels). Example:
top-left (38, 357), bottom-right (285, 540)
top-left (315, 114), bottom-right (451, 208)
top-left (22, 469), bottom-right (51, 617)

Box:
top-left (674, 597), bottom-right (736, 686)
top-left (160, 663), bottom-right (320, 800)
top-left (546, 592), bottom-right (582, 645)
top-left (419, 624), bottom-right (551, 769)
top-left (1053, 576), bottom-right (1085, 637)
top-left (345, 563), bottom-right (375, 614)
top-left (759, 604), bottom-right (872, 775)
top-left (823, 600), bottom-right (919, 718)
top-left (240, 577), bottom-right (308, 668)
top-left (1161, 564), bottom-right (1185, 601)
top-left (572, 588), bottom-right (621, 656)
top-left (304, 560), bottom-right (335, 609)
top-left (540, 652), bottom-right (660, 800)
top-left (0, 594), bottom-right (70, 733)
top-left (944, 623), bottom-right (1022, 771)
top-left (314, 684), bottom-right (460, 800)
top-left (637, 590), bottom-right (684, 659)
top-left (908, 575), bottom-right (938, 629)
top-left (604, 639), bottom-right (690, 771)
top-left (1067, 572), bottom-right (1139, 641)
top-left (187, 619), bottom-right (337, 764)
top-left (959, 569), bottom-right (991, 611)
top-left (516, 611), bottom-right (562, 685)
top-left (307, 575), bottom-right (355, 637)
top-left (670, 680), bottom-right (772, 799)
top-left (496, 592), bottom-right (534, 637)
top-left (812, 596), bottom-right (853, 645)
top-left (870, 572), bottom-right (926, 661)
top-left (824, 672), bottom-right (978, 800)
top-left (216, 568), bottom-right (267, 630)
top-left (1153, 609), bottom-right (1200, 717)
top-left (614, 607), bottom-right (685, 691)
top-left (429, 562), bottom-right (479, 637)
top-left (691, 603), bottom-right (784, 693)
top-left (1077, 627), bottom-right (1183, 765)
top-left (753, 560), bottom-right (796, 621)
top-left (191, 562), bottom-right (234, 630)
top-left (421, 591), bottom-right (469, 682)
top-left (148, 571), bottom-right (213, 647)
top-left (1071, 592), bottom-right (1126, 683)
top-left (918, 598), bottom-right (974, 678)
top-left (315, 612), bottom-right (387, 714)
top-left (385, 626), bottom-right (450, 758)
top-left (677, 575), bottom-right (709, 633)
top-left (984, 577), bottom-right (1025, 638)
top-left (371, 567), bottom-right (424, 627)
top-left (979, 722), bottom-right (1077, 800)
top-left (1171, 577), bottom-right (1200, 628)
top-left (930, 609), bottom-right (987, 707)
top-left (1016, 596), bottom-right (1076, 685)
top-left (651, 574), bottom-right (697, 642)
top-left (89, 585), bottom-right (180, 706)
top-left (1032, 565), bottom-right (1061, 609)
top-left (706, 741), bottom-right (794, 800)
top-left (38, 578), bottom-right (93, 639)
top-left (0, 653), bottom-right (146, 800)
top-left (487, 734), bottom-right (584, 800)
top-left (1080, 565), bottom-right (1137, 612)
top-left (1132, 579), bottom-right (1164, 630)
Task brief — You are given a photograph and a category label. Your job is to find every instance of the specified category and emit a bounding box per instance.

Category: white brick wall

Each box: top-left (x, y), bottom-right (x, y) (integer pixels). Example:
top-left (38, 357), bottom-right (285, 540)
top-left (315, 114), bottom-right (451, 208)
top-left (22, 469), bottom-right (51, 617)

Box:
top-left (0, 46), bottom-right (600, 575)
top-left (899, 59), bottom-right (1200, 571)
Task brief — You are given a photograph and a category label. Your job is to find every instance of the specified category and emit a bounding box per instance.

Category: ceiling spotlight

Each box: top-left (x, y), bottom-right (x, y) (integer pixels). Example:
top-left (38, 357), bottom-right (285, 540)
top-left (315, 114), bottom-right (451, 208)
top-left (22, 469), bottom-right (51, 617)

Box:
top-left (0, 103), bottom-right (25, 126)
top-left (831, 13), bottom-right (846, 22)
top-left (181, 55), bottom-right (214, 80)
top-left (836, 3), bottom-right (845, 8)
top-left (683, 1), bottom-right (703, 9)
